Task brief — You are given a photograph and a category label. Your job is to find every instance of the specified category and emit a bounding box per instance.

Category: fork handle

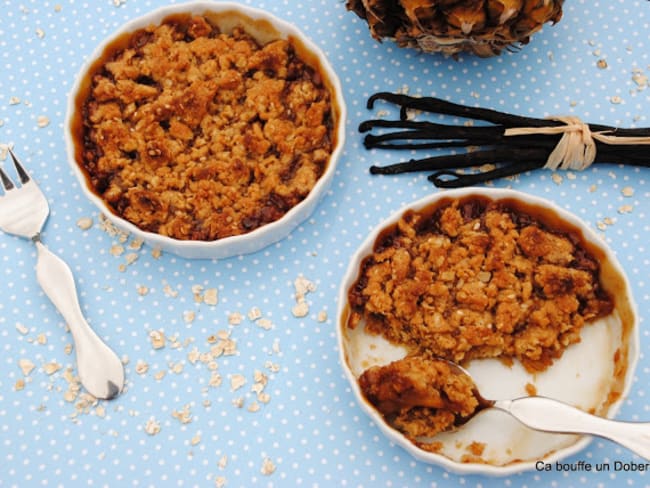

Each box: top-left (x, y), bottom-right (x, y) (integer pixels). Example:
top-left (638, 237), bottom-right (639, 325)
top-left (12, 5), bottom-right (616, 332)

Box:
top-left (34, 241), bottom-right (124, 399)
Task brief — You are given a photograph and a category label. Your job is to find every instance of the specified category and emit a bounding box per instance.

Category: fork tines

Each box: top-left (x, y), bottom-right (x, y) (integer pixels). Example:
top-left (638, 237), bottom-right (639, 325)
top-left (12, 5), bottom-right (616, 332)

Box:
top-left (0, 148), bottom-right (31, 191)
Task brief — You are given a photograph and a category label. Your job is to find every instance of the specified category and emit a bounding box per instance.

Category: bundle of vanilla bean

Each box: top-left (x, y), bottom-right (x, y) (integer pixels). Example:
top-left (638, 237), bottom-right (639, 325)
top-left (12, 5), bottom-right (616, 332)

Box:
top-left (360, 92), bottom-right (650, 187)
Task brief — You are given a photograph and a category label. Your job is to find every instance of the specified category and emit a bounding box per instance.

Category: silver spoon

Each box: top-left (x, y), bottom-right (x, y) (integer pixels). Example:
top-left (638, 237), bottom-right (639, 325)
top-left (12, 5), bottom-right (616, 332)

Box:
top-left (443, 359), bottom-right (650, 461)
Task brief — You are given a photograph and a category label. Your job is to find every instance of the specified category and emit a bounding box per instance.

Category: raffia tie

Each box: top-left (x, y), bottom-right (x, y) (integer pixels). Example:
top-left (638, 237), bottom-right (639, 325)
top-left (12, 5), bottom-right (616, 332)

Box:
top-left (504, 116), bottom-right (650, 171)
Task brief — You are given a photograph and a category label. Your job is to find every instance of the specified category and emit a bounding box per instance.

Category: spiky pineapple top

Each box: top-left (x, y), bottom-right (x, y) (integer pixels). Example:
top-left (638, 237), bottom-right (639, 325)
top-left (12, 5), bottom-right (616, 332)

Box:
top-left (346, 0), bottom-right (565, 57)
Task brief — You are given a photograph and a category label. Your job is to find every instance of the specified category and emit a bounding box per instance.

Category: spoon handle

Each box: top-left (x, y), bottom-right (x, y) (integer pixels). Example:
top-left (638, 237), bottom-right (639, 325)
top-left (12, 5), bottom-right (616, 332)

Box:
top-left (494, 397), bottom-right (650, 461)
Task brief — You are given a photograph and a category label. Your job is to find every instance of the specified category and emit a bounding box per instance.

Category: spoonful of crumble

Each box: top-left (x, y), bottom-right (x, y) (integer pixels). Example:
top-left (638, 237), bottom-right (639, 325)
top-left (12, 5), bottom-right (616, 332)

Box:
top-left (359, 356), bottom-right (650, 460)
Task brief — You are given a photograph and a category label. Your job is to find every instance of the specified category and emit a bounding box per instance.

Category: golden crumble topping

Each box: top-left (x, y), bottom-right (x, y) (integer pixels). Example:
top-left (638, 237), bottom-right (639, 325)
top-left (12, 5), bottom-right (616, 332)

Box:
top-left (78, 15), bottom-right (334, 240)
top-left (348, 197), bottom-right (614, 373)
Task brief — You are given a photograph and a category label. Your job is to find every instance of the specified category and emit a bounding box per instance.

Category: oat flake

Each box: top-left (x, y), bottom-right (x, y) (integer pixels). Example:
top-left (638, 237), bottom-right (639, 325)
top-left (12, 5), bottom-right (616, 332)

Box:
top-left (144, 418), bottom-right (161, 435)
top-left (203, 288), bottom-right (218, 306)
top-left (261, 458), bottom-right (276, 475)
top-left (247, 307), bottom-right (262, 321)
top-left (291, 301), bottom-right (309, 318)
top-left (171, 405), bottom-right (192, 424)
top-left (228, 311), bottom-right (243, 325)
top-left (135, 360), bottom-right (149, 375)
top-left (18, 358), bottom-right (36, 376)
top-left (230, 374), bottom-right (246, 391)
top-left (76, 217), bottom-right (93, 230)
top-left (149, 330), bottom-right (166, 349)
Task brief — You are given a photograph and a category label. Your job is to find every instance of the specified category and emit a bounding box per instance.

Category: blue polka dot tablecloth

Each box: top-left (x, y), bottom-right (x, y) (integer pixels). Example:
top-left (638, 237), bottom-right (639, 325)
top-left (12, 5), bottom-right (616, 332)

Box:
top-left (1, 0), bottom-right (649, 487)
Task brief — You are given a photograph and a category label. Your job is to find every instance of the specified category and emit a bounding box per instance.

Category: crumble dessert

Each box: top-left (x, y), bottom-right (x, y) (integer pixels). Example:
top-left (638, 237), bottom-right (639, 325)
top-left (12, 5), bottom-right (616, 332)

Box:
top-left (76, 15), bottom-right (334, 240)
top-left (347, 196), bottom-right (614, 373)
top-left (359, 356), bottom-right (480, 440)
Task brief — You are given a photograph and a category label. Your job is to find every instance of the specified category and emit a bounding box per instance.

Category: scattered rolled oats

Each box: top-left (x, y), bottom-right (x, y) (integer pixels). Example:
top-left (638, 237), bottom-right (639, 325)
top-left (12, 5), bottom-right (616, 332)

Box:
top-left (137, 285), bottom-right (149, 296)
top-left (183, 311), bottom-right (196, 324)
top-left (317, 310), bottom-right (328, 323)
top-left (135, 360), bottom-right (149, 375)
top-left (248, 402), bottom-right (261, 413)
top-left (18, 358), bottom-right (35, 376)
top-left (258, 392), bottom-right (271, 404)
top-left (597, 59), bottom-right (608, 69)
top-left (252, 370), bottom-right (266, 385)
top-left (228, 312), bottom-right (243, 325)
top-left (610, 95), bottom-right (622, 104)
top-left (151, 248), bottom-right (162, 259)
top-left (215, 476), bottom-right (226, 488)
top-left (232, 397), bottom-right (244, 408)
top-left (149, 330), bottom-right (166, 349)
top-left (75, 393), bottom-right (98, 413)
top-left (95, 405), bottom-right (106, 418)
top-left (15, 379), bottom-right (25, 391)
top-left (191, 434), bottom-right (201, 446)
top-left (144, 418), bottom-right (161, 435)
top-left (9, 96), bottom-right (21, 105)
top-left (128, 238), bottom-right (144, 250)
top-left (43, 362), bottom-right (61, 375)
top-left (76, 217), bottom-right (93, 230)
top-left (247, 307), bottom-right (262, 321)
top-left (110, 244), bottom-right (124, 256)
top-left (256, 318), bottom-right (273, 330)
top-left (172, 404), bottom-right (192, 424)
top-left (37, 115), bottom-right (49, 127)
top-left (63, 389), bottom-right (78, 403)
top-left (621, 186), bottom-right (634, 197)
top-left (265, 361), bottom-right (280, 373)
top-left (291, 275), bottom-right (317, 318)
top-left (171, 362), bottom-right (184, 374)
top-left (230, 374), bottom-right (246, 391)
top-left (203, 288), bottom-right (218, 306)
top-left (294, 275), bottom-right (316, 298)
top-left (261, 458), bottom-right (276, 475)
top-left (618, 204), bottom-right (633, 214)
top-left (218, 455), bottom-right (228, 469)
top-left (154, 370), bottom-right (166, 381)
top-left (163, 284), bottom-right (178, 298)
top-left (192, 284), bottom-right (204, 302)
top-left (36, 333), bottom-right (47, 345)
top-left (187, 348), bottom-right (200, 364)
top-left (15, 323), bottom-right (29, 335)
top-left (291, 301), bottom-right (309, 318)
top-left (209, 373), bottom-right (222, 388)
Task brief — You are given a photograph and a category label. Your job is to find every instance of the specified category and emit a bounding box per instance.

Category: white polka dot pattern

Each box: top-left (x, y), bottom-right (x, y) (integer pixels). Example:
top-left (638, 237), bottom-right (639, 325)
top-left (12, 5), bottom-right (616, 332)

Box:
top-left (1, 0), bottom-right (649, 486)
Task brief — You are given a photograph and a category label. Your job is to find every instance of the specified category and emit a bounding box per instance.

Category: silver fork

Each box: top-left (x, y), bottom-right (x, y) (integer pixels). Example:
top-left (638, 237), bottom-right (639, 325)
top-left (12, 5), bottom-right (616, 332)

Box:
top-left (0, 148), bottom-right (124, 400)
